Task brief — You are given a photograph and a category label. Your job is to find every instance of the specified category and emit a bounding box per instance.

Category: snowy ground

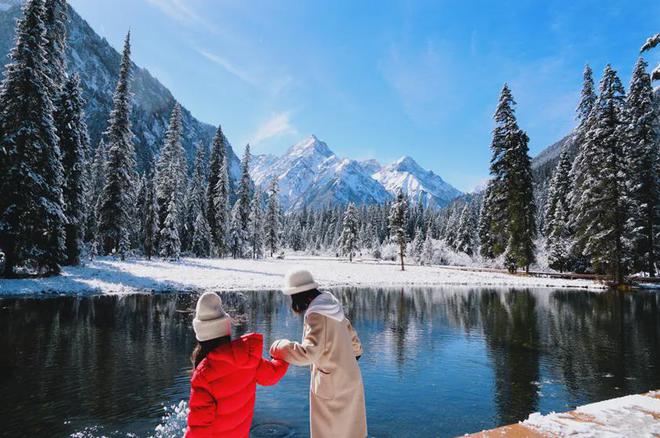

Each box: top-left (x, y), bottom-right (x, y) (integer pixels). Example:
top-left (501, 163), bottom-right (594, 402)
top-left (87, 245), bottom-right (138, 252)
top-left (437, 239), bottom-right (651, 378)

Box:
top-left (0, 256), bottom-right (608, 296)
top-left (522, 391), bottom-right (660, 437)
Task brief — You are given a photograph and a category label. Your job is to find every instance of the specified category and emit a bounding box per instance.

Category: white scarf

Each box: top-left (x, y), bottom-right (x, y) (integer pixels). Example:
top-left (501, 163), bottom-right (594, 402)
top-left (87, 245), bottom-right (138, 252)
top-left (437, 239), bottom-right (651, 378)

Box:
top-left (305, 291), bottom-right (345, 322)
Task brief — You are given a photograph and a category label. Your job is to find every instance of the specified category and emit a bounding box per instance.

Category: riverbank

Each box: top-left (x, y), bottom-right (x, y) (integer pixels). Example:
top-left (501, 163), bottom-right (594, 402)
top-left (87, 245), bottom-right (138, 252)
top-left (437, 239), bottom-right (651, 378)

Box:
top-left (465, 390), bottom-right (660, 437)
top-left (0, 256), bottom-right (609, 296)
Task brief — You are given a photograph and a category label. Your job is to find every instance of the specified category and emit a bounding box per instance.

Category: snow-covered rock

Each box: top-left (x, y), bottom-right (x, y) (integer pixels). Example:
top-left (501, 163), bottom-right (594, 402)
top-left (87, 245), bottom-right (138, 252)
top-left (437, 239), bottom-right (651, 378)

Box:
top-left (372, 156), bottom-right (462, 207)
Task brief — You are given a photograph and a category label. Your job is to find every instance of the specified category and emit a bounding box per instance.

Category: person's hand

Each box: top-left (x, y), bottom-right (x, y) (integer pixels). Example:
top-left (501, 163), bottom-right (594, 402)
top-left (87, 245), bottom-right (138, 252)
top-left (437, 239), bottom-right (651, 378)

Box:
top-left (270, 339), bottom-right (290, 359)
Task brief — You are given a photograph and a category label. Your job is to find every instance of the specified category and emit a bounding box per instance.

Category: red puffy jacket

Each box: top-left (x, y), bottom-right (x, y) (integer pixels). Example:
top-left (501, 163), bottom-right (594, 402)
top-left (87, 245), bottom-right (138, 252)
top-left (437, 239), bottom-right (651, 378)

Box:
top-left (185, 333), bottom-right (288, 438)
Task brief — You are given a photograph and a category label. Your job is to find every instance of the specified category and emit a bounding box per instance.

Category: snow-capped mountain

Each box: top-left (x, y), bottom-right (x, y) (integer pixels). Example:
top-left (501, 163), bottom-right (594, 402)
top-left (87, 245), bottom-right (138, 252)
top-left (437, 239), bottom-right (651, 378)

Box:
top-left (358, 159), bottom-right (382, 175)
top-left (372, 156), bottom-right (462, 207)
top-left (0, 1), bottom-right (241, 178)
top-left (252, 135), bottom-right (461, 211)
top-left (251, 135), bottom-right (392, 210)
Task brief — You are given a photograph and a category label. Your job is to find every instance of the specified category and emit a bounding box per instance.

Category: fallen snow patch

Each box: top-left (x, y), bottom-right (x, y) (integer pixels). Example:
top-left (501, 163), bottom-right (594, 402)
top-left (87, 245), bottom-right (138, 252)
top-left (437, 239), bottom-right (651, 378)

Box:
top-left (0, 256), bottom-right (607, 296)
top-left (523, 393), bottom-right (660, 437)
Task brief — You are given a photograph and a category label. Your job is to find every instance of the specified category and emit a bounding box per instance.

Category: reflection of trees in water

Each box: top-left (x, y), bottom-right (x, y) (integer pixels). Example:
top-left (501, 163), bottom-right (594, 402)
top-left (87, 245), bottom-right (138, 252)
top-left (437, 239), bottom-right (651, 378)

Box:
top-left (0, 294), bottom-right (196, 436)
top-left (544, 290), bottom-right (660, 405)
top-left (478, 289), bottom-right (540, 425)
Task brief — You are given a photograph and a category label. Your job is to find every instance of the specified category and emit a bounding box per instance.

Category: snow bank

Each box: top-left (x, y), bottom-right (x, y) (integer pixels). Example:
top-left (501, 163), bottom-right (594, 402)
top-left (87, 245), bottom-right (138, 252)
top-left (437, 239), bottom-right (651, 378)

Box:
top-left (523, 393), bottom-right (660, 437)
top-left (0, 255), bottom-right (607, 296)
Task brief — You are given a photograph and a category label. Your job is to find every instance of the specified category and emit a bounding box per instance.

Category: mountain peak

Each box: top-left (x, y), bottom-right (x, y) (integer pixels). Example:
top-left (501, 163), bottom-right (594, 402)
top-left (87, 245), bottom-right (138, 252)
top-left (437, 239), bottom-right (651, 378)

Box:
top-left (391, 155), bottom-right (423, 173)
top-left (287, 134), bottom-right (333, 158)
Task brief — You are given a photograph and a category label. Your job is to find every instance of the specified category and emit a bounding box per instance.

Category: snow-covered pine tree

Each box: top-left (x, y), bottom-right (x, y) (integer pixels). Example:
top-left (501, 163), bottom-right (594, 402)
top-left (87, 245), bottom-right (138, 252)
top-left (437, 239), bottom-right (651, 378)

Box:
top-left (228, 202), bottom-right (243, 259)
top-left (480, 84), bottom-right (536, 271)
top-left (502, 115), bottom-right (536, 272)
top-left (389, 190), bottom-right (408, 271)
top-left (84, 140), bottom-right (108, 254)
top-left (55, 74), bottom-right (90, 265)
top-left (43, 0), bottom-right (67, 99)
top-left (97, 32), bottom-right (136, 260)
top-left (422, 233), bottom-right (434, 265)
top-left (264, 177), bottom-right (280, 257)
top-left (207, 126), bottom-right (228, 251)
top-left (142, 172), bottom-right (159, 260)
top-left (213, 155), bottom-right (230, 256)
top-left (154, 103), bottom-right (187, 238)
top-left (183, 144), bottom-right (208, 253)
top-left (640, 33), bottom-right (660, 80)
top-left (237, 144), bottom-right (252, 245)
top-left (478, 185), bottom-right (495, 258)
top-left (547, 197), bottom-right (571, 273)
top-left (543, 150), bottom-right (572, 238)
top-left (339, 203), bottom-right (359, 262)
top-left (480, 85), bottom-right (516, 259)
top-left (191, 211), bottom-right (212, 257)
top-left (570, 65), bottom-right (628, 283)
top-left (455, 204), bottom-right (476, 256)
top-left (409, 227), bottom-right (424, 264)
top-left (623, 58), bottom-right (659, 276)
top-left (0, 0), bottom-right (66, 276)
top-left (159, 197), bottom-right (181, 260)
top-left (248, 191), bottom-right (264, 259)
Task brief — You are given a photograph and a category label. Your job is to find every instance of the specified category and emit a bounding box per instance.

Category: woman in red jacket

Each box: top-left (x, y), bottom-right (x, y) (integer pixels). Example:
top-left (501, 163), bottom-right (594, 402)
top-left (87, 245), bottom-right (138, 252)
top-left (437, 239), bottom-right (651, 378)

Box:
top-left (185, 292), bottom-right (289, 438)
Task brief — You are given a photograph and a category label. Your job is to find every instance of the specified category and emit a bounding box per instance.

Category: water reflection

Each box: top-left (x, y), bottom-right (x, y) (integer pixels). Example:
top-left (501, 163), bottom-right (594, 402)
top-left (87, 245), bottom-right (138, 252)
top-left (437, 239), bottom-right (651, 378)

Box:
top-left (0, 288), bottom-right (658, 437)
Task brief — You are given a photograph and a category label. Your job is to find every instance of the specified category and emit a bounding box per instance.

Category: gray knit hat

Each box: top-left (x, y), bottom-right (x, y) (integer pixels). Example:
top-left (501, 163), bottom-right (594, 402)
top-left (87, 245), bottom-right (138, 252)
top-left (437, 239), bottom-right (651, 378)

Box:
top-left (193, 292), bottom-right (231, 341)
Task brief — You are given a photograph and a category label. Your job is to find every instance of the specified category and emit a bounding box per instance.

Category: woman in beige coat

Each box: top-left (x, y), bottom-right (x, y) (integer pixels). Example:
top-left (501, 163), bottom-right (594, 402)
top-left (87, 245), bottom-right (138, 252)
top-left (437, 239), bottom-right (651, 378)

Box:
top-left (270, 269), bottom-right (367, 438)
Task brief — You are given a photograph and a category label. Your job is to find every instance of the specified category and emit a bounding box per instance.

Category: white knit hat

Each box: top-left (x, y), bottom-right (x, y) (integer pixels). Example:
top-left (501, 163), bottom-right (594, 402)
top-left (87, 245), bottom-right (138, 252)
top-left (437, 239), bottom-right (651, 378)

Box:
top-left (193, 292), bottom-right (231, 341)
top-left (282, 268), bottom-right (319, 295)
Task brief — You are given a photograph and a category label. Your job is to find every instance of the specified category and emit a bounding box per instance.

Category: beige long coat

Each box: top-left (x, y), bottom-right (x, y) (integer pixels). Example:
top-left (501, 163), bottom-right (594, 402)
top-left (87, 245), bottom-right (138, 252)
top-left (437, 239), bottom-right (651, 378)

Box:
top-left (271, 312), bottom-right (367, 438)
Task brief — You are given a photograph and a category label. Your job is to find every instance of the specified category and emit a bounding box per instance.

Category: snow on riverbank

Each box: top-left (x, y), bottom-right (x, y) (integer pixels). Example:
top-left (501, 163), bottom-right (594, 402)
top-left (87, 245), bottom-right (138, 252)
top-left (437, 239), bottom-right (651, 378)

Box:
top-left (0, 256), bottom-right (607, 296)
top-left (523, 392), bottom-right (660, 437)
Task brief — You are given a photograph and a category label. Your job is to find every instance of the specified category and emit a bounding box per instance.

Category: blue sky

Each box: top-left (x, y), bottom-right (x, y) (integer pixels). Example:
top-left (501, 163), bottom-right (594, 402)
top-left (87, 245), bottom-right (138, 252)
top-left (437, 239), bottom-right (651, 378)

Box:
top-left (68, 0), bottom-right (660, 192)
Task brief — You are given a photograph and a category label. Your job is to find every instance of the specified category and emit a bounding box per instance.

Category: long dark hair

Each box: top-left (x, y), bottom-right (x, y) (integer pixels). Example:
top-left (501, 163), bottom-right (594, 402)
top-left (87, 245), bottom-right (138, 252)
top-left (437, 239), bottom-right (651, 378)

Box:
top-left (191, 336), bottom-right (230, 369)
top-left (291, 289), bottom-right (322, 314)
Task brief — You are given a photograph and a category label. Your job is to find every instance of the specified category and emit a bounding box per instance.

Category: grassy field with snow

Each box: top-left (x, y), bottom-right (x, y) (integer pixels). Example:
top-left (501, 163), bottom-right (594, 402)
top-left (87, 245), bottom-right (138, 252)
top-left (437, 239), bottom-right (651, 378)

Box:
top-left (0, 256), bottom-right (608, 296)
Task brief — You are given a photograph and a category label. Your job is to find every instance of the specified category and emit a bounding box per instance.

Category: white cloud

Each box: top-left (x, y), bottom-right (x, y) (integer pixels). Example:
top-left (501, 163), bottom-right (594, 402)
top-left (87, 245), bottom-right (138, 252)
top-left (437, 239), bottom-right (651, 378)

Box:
top-left (249, 112), bottom-right (297, 146)
top-left (145, 0), bottom-right (217, 33)
top-left (195, 48), bottom-right (257, 86)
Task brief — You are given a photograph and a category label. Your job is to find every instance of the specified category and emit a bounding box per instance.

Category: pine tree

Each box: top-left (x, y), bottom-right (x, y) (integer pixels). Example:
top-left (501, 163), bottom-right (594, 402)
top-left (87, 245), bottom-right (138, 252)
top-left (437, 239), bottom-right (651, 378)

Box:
top-left (183, 144), bottom-right (208, 253)
top-left (237, 144), bottom-right (252, 242)
top-left (0, 0), bottom-right (66, 276)
top-left (389, 190), bottom-right (408, 271)
top-left (228, 203), bottom-right (243, 259)
top-left (640, 33), bottom-right (660, 80)
top-left (264, 177), bottom-right (281, 257)
top-left (84, 140), bottom-right (106, 255)
top-left (248, 191), bottom-right (264, 259)
top-left (55, 74), bottom-right (89, 265)
top-left (543, 150), bottom-right (572, 237)
top-left (623, 58), bottom-right (659, 276)
top-left (547, 197), bottom-right (571, 273)
top-left (159, 197), bottom-right (181, 260)
top-left (191, 211), bottom-right (212, 257)
top-left (422, 233), bottom-right (434, 265)
top-left (207, 125), bottom-right (227, 250)
top-left (480, 84), bottom-right (536, 270)
top-left (43, 0), bottom-right (67, 99)
top-left (97, 32), bottom-right (136, 260)
top-left (478, 185), bottom-right (495, 258)
top-left (409, 228), bottom-right (424, 264)
top-left (339, 203), bottom-right (359, 262)
top-left (213, 155), bottom-right (230, 256)
top-left (142, 172), bottom-right (158, 260)
top-left (154, 103), bottom-right (186, 238)
top-left (570, 65), bottom-right (628, 283)
top-left (455, 204), bottom-right (476, 256)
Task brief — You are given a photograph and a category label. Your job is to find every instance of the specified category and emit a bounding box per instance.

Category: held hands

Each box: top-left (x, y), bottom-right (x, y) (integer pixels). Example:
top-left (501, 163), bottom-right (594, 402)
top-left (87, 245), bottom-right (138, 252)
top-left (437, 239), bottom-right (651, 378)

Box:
top-left (269, 339), bottom-right (292, 360)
